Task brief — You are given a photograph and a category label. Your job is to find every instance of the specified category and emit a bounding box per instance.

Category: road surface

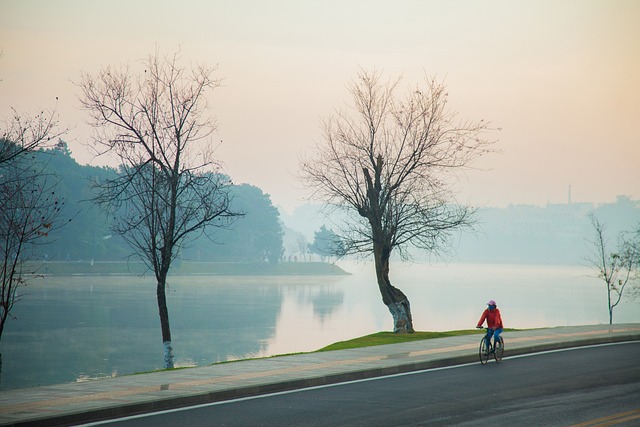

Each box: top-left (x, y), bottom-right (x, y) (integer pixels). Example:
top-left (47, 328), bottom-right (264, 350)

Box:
top-left (84, 341), bottom-right (640, 426)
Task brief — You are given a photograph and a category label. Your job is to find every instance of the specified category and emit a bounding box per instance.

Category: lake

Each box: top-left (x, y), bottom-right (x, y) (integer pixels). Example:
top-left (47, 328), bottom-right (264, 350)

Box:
top-left (1, 262), bottom-right (638, 391)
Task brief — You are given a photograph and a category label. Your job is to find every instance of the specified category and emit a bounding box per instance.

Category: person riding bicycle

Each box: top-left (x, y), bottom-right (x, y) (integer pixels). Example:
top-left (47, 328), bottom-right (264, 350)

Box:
top-left (476, 299), bottom-right (503, 353)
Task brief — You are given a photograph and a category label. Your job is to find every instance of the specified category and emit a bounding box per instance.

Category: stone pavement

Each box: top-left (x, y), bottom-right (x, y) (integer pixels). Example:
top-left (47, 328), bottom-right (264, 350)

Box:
top-left (1, 324), bottom-right (639, 427)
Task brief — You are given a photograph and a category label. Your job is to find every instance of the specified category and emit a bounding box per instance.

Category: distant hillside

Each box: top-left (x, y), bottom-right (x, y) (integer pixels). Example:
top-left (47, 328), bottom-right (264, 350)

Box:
top-left (21, 147), bottom-right (284, 264)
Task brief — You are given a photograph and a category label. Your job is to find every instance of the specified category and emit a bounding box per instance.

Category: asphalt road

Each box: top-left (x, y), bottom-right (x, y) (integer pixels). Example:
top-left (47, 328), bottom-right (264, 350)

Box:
top-left (85, 342), bottom-right (640, 427)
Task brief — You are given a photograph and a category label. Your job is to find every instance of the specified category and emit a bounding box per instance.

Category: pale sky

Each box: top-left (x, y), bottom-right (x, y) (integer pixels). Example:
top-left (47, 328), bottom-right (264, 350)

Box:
top-left (1, 0), bottom-right (639, 212)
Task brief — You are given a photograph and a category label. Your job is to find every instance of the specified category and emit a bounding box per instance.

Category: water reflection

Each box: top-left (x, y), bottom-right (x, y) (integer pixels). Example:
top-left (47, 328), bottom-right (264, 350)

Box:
top-left (0, 275), bottom-right (294, 390)
top-left (311, 287), bottom-right (345, 320)
top-left (1, 262), bottom-right (638, 391)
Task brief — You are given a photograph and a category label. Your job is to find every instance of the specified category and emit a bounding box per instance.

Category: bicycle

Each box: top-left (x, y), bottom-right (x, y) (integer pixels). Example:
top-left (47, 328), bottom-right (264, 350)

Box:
top-left (478, 328), bottom-right (504, 365)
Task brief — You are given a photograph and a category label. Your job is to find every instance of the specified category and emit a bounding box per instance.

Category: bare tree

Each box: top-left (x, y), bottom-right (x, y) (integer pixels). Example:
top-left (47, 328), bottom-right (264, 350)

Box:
top-left (0, 146), bottom-right (67, 341)
top-left (78, 51), bottom-right (239, 368)
top-left (296, 234), bottom-right (309, 261)
top-left (588, 213), bottom-right (640, 324)
top-left (0, 95), bottom-right (65, 342)
top-left (1, 107), bottom-right (61, 166)
top-left (301, 70), bottom-right (494, 332)
top-left (629, 225), bottom-right (640, 300)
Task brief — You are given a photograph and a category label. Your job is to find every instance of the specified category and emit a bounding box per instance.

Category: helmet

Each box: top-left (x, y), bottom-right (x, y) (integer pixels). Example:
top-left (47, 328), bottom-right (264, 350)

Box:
top-left (487, 300), bottom-right (496, 306)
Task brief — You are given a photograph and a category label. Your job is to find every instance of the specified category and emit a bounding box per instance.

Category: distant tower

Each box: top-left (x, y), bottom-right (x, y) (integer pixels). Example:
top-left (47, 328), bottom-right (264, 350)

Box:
top-left (568, 185), bottom-right (572, 205)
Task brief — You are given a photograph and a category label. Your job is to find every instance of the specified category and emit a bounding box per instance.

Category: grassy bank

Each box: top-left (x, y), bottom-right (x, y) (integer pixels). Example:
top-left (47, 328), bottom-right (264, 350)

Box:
top-left (211, 328), bottom-right (507, 367)
top-left (317, 330), bottom-right (484, 351)
top-left (227, 328), bottom-right (519, 362)
top-left (26, 261), bottom-right (350, 276)
top-left (140, 328), bottom-right (521, 374)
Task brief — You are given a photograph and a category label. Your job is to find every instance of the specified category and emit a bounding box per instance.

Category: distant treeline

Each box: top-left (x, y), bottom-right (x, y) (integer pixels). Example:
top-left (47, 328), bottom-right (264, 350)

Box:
top-left (284, 196), bottom-right (640, 266)
top-left (453, 197), bottom-right (640, 265)
top-left (25, 145), bottom-right (284, 264)
top-left (23, 145), bottom-right (640, 267)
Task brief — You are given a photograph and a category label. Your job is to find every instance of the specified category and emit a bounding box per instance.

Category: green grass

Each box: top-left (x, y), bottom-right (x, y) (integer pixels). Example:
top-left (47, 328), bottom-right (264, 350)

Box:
top-left (317, 330), bottom-right (479, 351)
top-left (318, 328), bottom-right (520, 352)
top-left (209, 330), bottom-right (488, 366)
top-left (128, 328), bottom-right (520, 376)
top-left (210, 329), bottom-right (520, 366)
top-left (219, 328), bottom-right (523, 365)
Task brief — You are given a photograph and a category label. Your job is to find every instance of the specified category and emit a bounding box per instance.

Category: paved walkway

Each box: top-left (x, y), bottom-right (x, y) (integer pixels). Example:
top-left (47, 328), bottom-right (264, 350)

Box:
top-left (1, 324), bottom-right (639, 427)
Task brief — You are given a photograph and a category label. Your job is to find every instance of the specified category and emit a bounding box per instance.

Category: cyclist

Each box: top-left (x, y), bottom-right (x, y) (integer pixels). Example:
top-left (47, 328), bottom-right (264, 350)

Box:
top-left (476, 299), bottom-right (504, 353)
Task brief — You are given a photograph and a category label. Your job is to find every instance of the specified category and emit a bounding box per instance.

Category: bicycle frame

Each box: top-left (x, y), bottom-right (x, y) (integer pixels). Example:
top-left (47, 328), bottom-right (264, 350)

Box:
top-left (479, 328), bottom-right (504, 365)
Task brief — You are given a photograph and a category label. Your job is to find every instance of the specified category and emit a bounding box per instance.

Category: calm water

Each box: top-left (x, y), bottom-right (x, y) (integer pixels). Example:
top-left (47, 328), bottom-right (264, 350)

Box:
top-left (1, 262), bottom-right (638, 390)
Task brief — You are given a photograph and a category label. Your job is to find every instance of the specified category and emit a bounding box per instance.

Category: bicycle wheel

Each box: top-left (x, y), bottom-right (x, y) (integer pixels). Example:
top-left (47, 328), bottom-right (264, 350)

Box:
top-left (479, 337), bottom-right (490, 365)
top-left (493, 337), bottom-right (504, 363)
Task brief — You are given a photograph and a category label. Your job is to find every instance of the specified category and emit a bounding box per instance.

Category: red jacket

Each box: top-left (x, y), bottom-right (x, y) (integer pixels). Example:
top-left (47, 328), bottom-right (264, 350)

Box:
top-left (477, 308), bottom-right (503, 330)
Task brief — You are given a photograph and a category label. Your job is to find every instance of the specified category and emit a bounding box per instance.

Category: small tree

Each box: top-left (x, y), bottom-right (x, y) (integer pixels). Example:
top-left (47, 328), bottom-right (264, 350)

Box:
top-left (309, 225), bottom-right (343, 262)
top-left (0, 144), bottom-right (67, 340)
top-left (78, 51), bottom-right (239, 368)
top-left (296, 234), bottom-right (309, 261)
top-left (629, 225), bottom-right (640, 300)
top-left (0, 103), bottom-right (65, 342)
top-left (588, 213), bottom-right (640, 324)
top-left (301, 70), bottom-right (494, 332)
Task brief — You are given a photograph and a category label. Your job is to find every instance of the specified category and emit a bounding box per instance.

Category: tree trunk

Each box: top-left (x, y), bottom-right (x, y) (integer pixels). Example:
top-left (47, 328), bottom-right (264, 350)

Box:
top-left (374, 243), bottom-right (414, 333)
top-left (157, 275), bottom-right (174, 369)
top-left (607, 287), bottom-right (613, 325)
top-left (0, 309), bottom-right (6, 341)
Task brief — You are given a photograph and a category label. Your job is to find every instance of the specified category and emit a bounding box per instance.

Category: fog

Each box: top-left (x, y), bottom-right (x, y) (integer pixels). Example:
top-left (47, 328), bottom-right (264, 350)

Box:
top-left (2, 0), bottom-right (639, 392)
top-left (2, 0), bottom-right (639, 212)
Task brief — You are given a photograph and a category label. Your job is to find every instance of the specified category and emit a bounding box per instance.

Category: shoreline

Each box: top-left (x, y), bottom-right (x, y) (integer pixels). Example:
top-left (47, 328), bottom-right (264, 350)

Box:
top-left (25, 260), bottom-right (350, 276)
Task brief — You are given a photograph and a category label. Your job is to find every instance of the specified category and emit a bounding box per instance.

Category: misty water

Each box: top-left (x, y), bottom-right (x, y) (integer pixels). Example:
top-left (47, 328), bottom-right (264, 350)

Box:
top-left (1, 262), bottom-right (639, 391)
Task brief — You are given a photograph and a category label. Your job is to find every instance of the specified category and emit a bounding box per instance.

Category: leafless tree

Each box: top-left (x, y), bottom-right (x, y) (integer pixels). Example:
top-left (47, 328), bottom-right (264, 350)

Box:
top-left (587, 214), bottom-right (640, 324)
top-left (78, 51), bottom-right (239, 368)
top-left (301, 70), bottom-right (495, 332)
top-left (296, 234), bottom-right (309, 261)
top-left (0, 88), bottom-right (65, 342)
top-left (1, 107), bottom-right (61, 166)
top-left (0, 146), bottom-right (67, 341)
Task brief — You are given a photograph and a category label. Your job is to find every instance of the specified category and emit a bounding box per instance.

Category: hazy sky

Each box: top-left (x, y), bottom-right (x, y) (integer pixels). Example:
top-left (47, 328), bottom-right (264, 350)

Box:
top-left (2, 0), bottom-right (639, 212)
